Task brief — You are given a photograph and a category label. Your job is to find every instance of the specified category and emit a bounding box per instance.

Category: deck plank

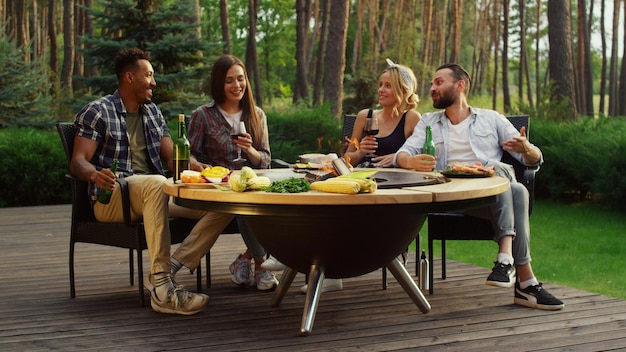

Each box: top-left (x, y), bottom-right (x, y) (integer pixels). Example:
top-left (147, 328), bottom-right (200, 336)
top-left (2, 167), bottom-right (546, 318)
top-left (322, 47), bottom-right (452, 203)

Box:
top-left (1, 204), bottom-right (625, 351)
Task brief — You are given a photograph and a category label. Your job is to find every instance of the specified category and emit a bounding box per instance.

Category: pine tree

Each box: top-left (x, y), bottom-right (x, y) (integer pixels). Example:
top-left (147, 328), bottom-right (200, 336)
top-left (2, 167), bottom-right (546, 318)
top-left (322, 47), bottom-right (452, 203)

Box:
top-left (0, 29), bottom-right (54, 129)
top-left (80, 0), bottom-right (218, 106)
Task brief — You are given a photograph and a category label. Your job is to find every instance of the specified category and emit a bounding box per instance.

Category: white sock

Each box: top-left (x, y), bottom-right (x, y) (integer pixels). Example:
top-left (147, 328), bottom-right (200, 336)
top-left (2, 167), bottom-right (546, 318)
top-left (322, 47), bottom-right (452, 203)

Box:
top-left (519, 277), bottom-right (539, 289)
top-left (171, 257), bottom-right (183, 275)
top-left (497, 253), bottom-right (514, 266)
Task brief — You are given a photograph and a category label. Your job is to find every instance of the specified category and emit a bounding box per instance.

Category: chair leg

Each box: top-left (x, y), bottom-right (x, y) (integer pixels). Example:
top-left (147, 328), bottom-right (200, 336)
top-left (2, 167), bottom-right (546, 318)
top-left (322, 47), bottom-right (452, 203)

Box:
top-left (129, 249), bottom-right (134, 286)
top-left (441, 240), bottom-right (447, 280)
top-left (137, 249), bottom-right (145, 307)
top-left (382, 267), bottom-right (387, 290)
top-left (206, 252), bottom-right (211, 288)
top-left (70, 241), bottom-right (76, 298)
top-left (428, 236), bottom-right (434, 294)
top-left (196, 262), bottom-right (202, 293)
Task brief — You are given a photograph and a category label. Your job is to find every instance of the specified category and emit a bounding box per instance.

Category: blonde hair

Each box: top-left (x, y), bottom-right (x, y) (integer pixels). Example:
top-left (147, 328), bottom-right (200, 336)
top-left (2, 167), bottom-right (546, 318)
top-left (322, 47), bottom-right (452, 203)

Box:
top-left (383, 60), bottom-right (419, 117)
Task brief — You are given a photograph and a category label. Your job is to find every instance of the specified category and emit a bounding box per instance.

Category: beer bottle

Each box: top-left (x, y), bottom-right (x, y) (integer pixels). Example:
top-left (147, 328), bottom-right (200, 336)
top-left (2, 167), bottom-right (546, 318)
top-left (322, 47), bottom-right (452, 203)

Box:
top-left (173, 114), bottom-right (190, 183)
top-left (98, 160), bottom-right (118, 204)
top-left (423, 125), bottom-right (436, 157)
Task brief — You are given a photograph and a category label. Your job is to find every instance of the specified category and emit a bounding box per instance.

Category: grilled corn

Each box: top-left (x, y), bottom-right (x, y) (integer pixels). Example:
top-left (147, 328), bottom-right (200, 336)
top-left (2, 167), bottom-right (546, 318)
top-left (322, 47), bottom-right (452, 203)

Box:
top-left (247, 176), bottom-right (271, 190)
top-left (310, 179), bottom-right (361, 194)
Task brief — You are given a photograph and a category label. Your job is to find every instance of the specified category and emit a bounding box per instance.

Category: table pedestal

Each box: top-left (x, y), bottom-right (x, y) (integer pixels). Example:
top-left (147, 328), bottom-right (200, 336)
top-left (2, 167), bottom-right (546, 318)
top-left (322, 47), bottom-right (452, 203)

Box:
top-left (271, 259), bottom-right (430, 336)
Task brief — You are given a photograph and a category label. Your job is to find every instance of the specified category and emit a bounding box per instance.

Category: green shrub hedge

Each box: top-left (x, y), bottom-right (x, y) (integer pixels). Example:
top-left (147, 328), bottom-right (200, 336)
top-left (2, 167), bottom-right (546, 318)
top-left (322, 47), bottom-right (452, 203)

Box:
top-left (2, 112), bottom-right (625, 211)
top-left (530, 116), bottom-right (626, 211)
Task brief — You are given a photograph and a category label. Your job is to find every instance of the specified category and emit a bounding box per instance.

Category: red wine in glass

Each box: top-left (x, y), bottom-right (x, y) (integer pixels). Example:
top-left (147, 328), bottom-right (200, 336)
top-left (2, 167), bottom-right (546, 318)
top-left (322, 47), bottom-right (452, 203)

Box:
top-left (232, 121), bottom-right (247, 162)
top-left (363, 117), bottom-right (379, 157)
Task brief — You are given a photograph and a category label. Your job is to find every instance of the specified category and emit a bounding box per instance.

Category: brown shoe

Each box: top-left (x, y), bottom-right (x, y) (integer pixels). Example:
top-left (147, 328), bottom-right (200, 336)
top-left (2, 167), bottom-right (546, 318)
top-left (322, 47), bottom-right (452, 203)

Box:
top-left (144, 274), bottom-right (209, 315)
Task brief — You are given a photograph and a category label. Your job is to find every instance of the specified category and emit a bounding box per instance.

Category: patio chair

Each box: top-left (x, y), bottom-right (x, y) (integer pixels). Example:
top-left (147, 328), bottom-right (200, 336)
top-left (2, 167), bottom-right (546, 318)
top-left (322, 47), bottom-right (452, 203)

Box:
top-left (56, 122), bottom-right (212, 306)
top-left (424, 115), bottom-right (537, 294)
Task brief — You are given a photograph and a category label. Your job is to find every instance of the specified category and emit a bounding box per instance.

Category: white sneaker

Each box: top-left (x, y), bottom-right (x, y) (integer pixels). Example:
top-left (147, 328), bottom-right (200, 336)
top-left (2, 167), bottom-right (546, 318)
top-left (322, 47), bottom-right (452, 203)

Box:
top-left (260, 255), bottom-right (286, 271)
top-left (300, 278), bottom-right (343, 294)
top-left (229, 254), bottom-right (253, 287)
top-left (255, 268), bottom-right (279, 291)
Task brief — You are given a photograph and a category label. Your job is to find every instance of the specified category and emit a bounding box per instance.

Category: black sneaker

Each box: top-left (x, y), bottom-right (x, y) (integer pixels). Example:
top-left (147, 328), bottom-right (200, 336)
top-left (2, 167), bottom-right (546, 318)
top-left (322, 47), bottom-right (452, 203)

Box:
top-left (514, 282), bottom-right (564, 310)
top-left (486, 261), bottom-right (515, 288)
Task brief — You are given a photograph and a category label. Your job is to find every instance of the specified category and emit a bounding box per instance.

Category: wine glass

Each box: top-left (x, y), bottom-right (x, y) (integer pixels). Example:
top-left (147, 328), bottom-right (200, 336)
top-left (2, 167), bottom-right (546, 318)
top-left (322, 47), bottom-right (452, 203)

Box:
top-left (363, 117), bottom-right (379, 158)
top-left (232, 121), bottom-right (247, 162)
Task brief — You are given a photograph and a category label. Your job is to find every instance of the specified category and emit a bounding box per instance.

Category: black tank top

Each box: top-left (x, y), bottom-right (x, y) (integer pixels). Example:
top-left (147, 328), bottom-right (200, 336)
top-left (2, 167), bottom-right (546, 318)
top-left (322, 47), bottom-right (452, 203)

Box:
top-left (373, 110), bottom-right (407, 156)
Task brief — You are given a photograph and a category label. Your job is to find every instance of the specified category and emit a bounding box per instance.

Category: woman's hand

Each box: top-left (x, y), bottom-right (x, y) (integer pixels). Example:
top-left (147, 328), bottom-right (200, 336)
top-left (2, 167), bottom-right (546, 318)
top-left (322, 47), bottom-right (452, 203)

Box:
top-left (234, 132), bottom-right (254, 152)
top-left (370, 154), bottom-right (394, 167)
top-left (359, 135), bottom-right (378, 156)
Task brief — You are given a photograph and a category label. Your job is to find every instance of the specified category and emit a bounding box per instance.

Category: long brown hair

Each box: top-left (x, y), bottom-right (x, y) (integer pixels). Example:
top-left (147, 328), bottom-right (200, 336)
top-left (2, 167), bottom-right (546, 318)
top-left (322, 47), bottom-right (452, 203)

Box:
top-left (210, 55), bottom-right (263, 149)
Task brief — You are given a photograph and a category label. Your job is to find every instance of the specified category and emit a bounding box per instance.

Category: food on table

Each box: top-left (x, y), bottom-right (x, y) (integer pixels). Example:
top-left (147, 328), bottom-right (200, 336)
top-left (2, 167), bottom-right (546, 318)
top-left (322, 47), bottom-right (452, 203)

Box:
top-left (228, 166), bottom-right (271, 192)
top-left (311, 171), bottom-right (378, 194)
top-left (445, 162), bottom-right (495, 176)
top-left (262, 177), bottom-right (311, 193)
top-left (181, 170), bottom-right (205, 183)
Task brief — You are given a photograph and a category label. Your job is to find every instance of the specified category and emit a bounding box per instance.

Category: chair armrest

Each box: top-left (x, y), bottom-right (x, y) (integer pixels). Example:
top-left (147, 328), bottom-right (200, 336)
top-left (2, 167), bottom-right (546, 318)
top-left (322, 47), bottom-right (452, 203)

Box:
top-left (116, 178), bottom-right (133, 227)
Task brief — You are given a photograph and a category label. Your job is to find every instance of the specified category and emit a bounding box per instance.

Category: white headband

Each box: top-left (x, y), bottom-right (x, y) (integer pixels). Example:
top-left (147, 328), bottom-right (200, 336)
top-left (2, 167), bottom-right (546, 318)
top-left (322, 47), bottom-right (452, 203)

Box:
top-left (386, 58), bottom-right (414, 95)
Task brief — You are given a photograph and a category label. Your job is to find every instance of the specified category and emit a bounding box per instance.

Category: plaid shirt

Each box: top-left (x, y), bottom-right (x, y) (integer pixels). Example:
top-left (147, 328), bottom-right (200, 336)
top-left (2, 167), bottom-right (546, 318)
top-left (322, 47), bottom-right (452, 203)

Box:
top-left (188, 101), bottom-right (271, 170)
top-left (74, 90), bottom-right (170, 200)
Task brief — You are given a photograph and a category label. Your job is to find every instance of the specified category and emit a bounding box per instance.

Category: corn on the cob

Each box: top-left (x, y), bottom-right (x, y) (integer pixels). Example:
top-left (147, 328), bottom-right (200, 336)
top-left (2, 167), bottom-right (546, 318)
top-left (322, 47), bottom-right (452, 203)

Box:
top-left (337, 171), bottom-right (377, 193)
top-left (247, 176), bottom-right (272, 190)
top-left (228, 174), bottom-right (248, 192)
top-left (348, 177), bottom-right (377, 193)
top-left (310, 179), bottom-right (361, 194)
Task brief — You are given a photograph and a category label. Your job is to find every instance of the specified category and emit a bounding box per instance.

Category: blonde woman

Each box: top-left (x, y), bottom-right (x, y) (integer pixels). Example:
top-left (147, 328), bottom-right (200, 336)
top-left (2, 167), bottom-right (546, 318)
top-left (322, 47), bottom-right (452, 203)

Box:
top-left (344, 59), bottom-right (421, 168)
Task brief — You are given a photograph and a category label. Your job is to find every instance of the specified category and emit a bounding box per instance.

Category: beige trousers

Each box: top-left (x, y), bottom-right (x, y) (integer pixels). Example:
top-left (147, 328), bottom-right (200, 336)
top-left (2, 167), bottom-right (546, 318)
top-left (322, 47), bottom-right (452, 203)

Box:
top-left (93, 174), bottom-right (234, 274)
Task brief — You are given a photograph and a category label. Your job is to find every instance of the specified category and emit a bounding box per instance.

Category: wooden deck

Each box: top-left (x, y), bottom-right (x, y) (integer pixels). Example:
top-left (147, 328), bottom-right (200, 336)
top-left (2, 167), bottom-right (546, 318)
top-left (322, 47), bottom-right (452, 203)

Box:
top-left (1, 204), bottom-right (626, 351)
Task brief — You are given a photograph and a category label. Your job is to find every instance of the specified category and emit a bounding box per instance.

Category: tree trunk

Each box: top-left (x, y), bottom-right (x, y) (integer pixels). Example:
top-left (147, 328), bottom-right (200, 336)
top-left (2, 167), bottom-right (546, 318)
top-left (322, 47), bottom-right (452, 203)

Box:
top-left (420, 0), bottom-right (434, 96)
top-left (61, 0), bottom-right (75, 96)
top-left (599, 0), bottom-right (607, 115)
top-left (575, 0), bottom-right (587, 115)
top-left (535, 0), bottom-right (542, 107)
top-left (608, 0), bottom-right (620, 116)
top-left (502, 0), bottom-right (511, 112)
top-left (48, 0), bottom-right (59, 96)
top-left (518, 0), bottom-right (524, 102)
top-left (323, 0), bottom-right (349, 119)
top-left (547, 0), bottom-right (577, 120)
top-left (449, 0), bottom-right (462, 63)
top-left (492, 0), bottom-right (500, 110)
top-left (220, 0), bottom-right (231, 54)
top-left (619, 3), bottom-right (626, 115)
top-left (294, 0), bottom-right (310, 103)
top-left (313, 0), bottom-right (329, 106)
top-left (246, 0), bottom-right (262, 107)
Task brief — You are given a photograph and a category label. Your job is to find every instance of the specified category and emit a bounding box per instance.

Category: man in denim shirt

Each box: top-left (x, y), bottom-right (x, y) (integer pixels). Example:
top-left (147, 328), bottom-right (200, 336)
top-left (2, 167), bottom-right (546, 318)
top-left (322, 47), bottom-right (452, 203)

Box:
top-left (71, 48), bottom-right (234, 315)
top-left (395, 63), bottom-right (563, 310)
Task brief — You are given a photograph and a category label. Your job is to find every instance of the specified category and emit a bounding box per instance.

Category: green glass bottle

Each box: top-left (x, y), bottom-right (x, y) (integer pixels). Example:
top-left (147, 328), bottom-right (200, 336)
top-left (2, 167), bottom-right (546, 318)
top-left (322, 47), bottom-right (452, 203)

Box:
top-left (423, 125), bottom-right (436, 157)
top-left (98, 159), bottom-right (118, 204)
top-left (173, 113), bottom-right (190, 183)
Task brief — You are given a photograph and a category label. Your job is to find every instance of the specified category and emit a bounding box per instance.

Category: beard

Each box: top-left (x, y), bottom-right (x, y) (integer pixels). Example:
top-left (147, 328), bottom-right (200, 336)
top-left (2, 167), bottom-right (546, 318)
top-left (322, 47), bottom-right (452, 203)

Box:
top-left (432, 86), bottom-right (457, 109)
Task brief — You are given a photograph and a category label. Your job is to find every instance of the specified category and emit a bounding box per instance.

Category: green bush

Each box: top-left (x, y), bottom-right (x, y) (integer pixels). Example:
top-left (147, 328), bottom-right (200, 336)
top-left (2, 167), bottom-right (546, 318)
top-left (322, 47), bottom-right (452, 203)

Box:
top-left (2, 110), bottom-right (626, 211)
top-left (0, 128), bottom-right (70, 207)
top-left (531, 117), bottom-right (626, 211)
top-left (266, 104), bottom-right (343, 163)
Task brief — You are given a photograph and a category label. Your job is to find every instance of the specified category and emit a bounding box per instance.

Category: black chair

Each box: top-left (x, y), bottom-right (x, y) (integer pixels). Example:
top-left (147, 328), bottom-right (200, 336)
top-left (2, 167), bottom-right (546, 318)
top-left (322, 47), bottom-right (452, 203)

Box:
top-left (424, 115), bottom-right (537, 294)
top-left (56, 122), bottom-right (205, 306)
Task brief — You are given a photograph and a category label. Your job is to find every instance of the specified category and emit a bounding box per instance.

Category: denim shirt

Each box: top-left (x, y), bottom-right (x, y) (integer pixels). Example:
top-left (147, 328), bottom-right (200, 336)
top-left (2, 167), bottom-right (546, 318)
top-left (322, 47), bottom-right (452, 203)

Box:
top-left (394, 107), bottom-right (543, 169)
top-left (74, 90), bottom-right (170, 200)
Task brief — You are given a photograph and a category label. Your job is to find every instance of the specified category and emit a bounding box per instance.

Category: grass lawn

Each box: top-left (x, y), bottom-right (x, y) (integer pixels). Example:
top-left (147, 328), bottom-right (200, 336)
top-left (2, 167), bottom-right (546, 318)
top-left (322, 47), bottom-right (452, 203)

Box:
top-left (414, 199), bottom-right (626, 300)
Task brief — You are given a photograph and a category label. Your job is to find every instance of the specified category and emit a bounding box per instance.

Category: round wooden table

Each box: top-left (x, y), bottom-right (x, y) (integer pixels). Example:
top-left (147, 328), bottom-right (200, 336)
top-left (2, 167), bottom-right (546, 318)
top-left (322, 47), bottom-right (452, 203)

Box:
top-left (164, 168), bottom-right (509, 335)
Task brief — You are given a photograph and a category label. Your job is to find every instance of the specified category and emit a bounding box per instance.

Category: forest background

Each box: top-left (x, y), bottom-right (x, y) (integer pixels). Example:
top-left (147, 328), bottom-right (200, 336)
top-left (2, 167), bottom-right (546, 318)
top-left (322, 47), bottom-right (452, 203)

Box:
top-left (1, 0), bottom-right (626, 212)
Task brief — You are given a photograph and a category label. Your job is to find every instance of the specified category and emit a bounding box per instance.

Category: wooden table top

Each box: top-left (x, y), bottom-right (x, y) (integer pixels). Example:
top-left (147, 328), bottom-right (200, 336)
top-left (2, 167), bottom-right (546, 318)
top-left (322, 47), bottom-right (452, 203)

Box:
top-left (163, 168), bottom-right (509, 206)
